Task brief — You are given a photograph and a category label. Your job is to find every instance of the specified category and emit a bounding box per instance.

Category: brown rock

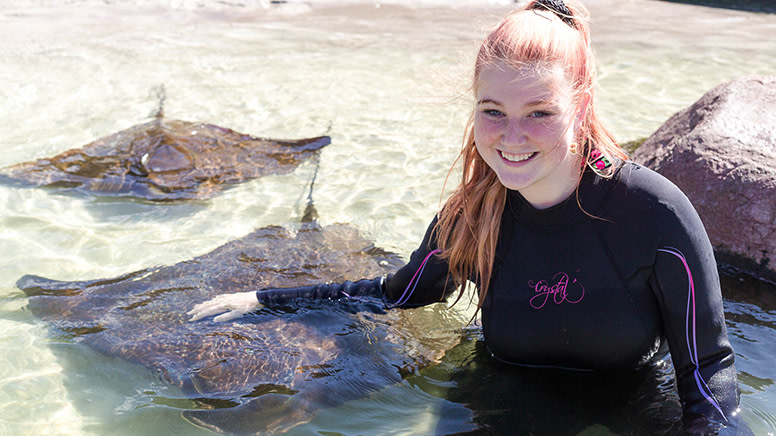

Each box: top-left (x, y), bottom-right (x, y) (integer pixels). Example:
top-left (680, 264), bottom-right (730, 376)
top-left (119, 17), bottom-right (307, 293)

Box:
top-left (632, 75), bottom-right (776, 283)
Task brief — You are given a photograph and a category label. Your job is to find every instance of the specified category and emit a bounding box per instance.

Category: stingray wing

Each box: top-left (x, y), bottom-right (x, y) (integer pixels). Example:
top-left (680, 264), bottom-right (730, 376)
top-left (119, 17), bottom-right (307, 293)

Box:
top-left (0, 119), bottom-right (330, 201)
top-left (18, 223), bottom-right (421, 434)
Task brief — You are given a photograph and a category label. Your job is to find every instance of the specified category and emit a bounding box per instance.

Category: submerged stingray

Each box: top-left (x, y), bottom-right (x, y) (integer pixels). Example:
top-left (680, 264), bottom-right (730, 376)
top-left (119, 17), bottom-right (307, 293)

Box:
top-left (0, 117), bottom-right (330, 201)
top-left (17, 220), bottom-right (454, 435)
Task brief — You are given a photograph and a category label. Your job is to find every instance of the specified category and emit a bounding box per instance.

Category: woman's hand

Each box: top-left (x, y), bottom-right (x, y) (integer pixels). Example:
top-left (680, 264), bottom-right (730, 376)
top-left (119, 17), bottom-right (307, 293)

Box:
top-left (188, 291), bottom-right (261, 322)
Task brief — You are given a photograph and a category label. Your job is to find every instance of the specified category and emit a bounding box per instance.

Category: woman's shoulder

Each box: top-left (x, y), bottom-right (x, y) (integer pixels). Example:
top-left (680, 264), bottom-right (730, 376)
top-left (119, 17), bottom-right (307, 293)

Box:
top-left (615, 161), bottom-right (691, 202)
top-left (606, 160), bottom-right (700, 223)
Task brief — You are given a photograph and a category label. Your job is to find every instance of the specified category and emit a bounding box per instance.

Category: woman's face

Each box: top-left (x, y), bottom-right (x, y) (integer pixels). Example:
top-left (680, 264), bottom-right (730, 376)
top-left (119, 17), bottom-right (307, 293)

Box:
top-left (473, 63), bottom-right (586, 209)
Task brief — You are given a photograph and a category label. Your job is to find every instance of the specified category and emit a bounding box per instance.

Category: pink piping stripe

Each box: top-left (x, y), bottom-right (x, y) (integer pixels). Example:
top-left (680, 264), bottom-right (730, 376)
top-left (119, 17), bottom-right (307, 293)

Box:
top-left (658, 247), bottom-right (726, 421)
top-left (393, 249), bottom-right (441, 307)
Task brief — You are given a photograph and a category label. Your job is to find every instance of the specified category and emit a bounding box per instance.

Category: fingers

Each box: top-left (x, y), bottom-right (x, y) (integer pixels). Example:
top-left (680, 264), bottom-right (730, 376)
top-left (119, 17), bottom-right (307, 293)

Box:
top-left (188, 304), bottom-right (225, 322)
top-left (213, 310), bottom-right (245, 323)
top-left (188, 296), bottom-right (229, 322)
top-left (187, 291), bottom-right (260, 322)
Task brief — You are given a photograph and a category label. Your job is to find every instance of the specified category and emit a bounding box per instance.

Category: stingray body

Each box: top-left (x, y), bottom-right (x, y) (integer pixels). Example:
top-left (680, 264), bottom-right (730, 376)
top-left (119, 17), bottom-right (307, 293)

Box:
top-left (17, 222), bottom-right (450, 435)
top-left (0, 118), bottom-right (330, 201)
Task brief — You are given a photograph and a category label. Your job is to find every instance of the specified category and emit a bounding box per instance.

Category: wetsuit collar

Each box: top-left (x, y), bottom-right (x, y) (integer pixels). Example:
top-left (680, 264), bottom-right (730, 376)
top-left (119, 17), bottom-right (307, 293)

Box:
top-left (506, 164), bottom-right (621, 231)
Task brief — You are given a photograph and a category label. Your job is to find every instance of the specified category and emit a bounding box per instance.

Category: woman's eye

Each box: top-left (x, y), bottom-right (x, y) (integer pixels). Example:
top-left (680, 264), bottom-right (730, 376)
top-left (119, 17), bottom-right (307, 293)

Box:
top-left (529, 110), bottom-right (552, 118)
top-left (482, 109), bottom-right (504, 117)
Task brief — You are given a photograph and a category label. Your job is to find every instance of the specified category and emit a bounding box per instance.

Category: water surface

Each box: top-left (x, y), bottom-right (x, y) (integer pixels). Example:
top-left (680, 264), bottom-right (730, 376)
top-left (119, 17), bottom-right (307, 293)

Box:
top-left (1, 0), bottom-right (775, 434)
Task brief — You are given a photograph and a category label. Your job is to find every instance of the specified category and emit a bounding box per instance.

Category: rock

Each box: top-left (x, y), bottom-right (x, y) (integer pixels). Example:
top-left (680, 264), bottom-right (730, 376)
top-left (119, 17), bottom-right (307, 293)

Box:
top-left (632, 76), bottom-right (776, 283)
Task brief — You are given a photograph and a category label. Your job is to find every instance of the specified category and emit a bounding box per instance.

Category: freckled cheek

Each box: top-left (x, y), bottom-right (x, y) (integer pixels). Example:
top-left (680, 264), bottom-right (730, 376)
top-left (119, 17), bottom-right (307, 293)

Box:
top-left (524, 120), bottom-right (557, 137)
top-left (473, 117), bottom-right (502, 146)
top-left (525, 120), bottom-right (568, 145)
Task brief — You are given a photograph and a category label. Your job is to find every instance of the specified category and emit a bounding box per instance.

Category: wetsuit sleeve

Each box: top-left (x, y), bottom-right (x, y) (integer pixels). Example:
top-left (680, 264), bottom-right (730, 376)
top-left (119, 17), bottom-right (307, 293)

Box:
top-left (256, 216), bottom-right (456, 308)
top-left (256, 278), bottom-right (385, 306)
top-left (648, 185), bottom-right (739, 433)
top-left (382, 215), bottom-right (457, 306)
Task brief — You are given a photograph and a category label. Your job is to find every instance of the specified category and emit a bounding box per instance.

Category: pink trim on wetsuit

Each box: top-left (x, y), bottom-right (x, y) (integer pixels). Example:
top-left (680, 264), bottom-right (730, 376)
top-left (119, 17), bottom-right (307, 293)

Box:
top-left (658, 247), bottom-right (727, 421)
top-left (392, 249), bottom-right (442, 307)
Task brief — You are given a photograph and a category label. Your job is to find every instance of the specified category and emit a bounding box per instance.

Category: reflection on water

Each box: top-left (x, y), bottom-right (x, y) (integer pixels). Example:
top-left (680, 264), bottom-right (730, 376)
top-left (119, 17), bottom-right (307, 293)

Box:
top-left (1, 0), bottom-right (775, 435)
top-left (417, 331), bottom-right (686, 435)
top-left (721, 274), bottom-right (776, 436)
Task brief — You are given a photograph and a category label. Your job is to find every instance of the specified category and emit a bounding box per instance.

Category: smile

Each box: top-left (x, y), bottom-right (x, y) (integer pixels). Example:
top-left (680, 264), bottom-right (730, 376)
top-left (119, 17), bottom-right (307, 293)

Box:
top-left (500, 151), bottom-right (536, 162)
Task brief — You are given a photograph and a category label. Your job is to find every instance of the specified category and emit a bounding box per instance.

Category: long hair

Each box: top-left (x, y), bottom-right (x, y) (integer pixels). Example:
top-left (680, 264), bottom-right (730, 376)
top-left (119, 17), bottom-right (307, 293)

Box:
top-left (435, 0), bottom-right (627, 312)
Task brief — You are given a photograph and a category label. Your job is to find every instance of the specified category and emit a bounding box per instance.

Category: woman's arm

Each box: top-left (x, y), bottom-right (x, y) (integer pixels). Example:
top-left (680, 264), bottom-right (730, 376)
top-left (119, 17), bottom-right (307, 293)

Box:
top-left (649, 186), bottom-right (739, 433)
top-left (189, 215), bottom-right (456, 322)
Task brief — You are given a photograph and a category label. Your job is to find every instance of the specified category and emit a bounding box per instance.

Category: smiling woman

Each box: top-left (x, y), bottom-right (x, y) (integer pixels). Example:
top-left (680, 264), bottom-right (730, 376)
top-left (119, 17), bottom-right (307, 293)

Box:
top-left (188, 1), bottom-right (744, 434)
top-left (2, 0), bottom-right (776, 434)
top-left (473, 64), bottom-right (584, 208)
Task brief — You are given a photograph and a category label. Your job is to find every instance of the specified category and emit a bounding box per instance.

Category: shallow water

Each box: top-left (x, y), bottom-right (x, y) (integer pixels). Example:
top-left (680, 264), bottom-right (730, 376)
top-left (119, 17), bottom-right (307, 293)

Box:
top-left (0, 0), bottom-right (775, 434)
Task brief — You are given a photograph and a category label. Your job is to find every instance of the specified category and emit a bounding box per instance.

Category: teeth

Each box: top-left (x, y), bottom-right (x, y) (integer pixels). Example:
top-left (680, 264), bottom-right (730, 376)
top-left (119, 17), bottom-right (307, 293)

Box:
top-left (500, 151), bottom-right (534, 162)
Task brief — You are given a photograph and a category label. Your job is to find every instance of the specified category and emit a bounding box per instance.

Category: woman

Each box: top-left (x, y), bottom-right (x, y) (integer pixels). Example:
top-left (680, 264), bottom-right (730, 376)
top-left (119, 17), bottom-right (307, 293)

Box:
top-left (189, 0), bottom-right (740, 432)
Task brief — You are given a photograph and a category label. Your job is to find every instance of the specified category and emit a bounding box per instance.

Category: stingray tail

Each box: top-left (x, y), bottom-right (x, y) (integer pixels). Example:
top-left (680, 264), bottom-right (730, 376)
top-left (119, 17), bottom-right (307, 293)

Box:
top-left (151, 84), bottom-right (166, 119)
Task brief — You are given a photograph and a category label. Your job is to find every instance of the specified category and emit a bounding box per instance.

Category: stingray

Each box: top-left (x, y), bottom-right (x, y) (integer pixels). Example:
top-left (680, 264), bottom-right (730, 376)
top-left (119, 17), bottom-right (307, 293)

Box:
top-left (0, 115), bottom-right (330, 201)
top-left (16, 217), bottom-right (455, 435)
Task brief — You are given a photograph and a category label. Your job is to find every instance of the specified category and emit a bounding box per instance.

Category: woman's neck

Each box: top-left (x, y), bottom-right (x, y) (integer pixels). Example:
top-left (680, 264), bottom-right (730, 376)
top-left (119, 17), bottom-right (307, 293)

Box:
top-left (520, 157), bottom-right (584, 210)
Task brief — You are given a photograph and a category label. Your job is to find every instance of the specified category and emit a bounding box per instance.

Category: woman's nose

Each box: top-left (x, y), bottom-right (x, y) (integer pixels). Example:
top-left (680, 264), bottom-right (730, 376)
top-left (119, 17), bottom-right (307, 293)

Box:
top-left (501, 118), bottom-right (526, 146)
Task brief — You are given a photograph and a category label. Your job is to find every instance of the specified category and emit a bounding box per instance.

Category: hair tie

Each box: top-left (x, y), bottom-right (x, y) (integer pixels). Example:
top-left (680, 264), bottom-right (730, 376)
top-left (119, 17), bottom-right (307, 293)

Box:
top-left (531, 0), bottom-right (577, 28)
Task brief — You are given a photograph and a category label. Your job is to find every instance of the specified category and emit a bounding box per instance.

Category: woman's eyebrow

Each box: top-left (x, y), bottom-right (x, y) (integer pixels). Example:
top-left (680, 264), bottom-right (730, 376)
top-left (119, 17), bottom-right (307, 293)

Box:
top-left (476, 98), bottom-right (556, 107)
top-left (476, 98), bottom-right (502, 106)
top-left (525, 98), bottom-right (556, 108)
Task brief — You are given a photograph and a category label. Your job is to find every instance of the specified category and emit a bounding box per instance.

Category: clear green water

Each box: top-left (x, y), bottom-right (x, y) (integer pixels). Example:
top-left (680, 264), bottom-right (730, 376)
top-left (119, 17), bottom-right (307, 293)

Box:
top-left (1, 1), bottom-right (774, 434)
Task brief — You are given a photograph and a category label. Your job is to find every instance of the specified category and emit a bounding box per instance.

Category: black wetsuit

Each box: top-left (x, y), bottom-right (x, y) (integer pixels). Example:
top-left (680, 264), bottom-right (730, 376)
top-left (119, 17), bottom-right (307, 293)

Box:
top-left (256, 161), bottom-right (739, 430)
